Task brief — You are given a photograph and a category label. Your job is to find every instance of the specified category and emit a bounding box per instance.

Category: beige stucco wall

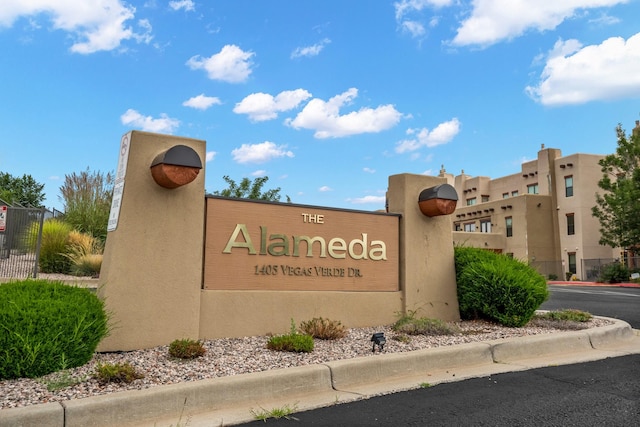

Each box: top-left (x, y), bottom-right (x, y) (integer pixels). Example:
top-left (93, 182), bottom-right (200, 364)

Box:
top-left (98, 131), bottom-right (206, 351)
top-left (387, 173), bottom-right (460, 321)
top-left (199, 291), bottom-right (402, 338)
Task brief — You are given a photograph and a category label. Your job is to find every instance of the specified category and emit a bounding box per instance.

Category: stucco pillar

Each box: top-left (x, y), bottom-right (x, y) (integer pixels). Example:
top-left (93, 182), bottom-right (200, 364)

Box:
top-left (387, 173), bottom-right (460, 321)
top-left (97, 131), bottom-right (206, 351)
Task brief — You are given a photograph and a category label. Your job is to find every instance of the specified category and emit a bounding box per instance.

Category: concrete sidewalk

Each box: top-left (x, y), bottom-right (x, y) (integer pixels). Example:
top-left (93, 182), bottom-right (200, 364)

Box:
top-left (2, 317), bottom-right (640, 427)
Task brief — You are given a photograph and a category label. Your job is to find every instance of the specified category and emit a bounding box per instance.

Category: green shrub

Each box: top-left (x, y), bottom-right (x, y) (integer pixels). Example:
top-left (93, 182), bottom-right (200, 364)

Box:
top-left (266, 319), bottom-right (314, 353)
top-left (393, 312), bottom-right (461, 335)
top-left (598, 262), bottom-right (629, 284)
top-left (455, 247), bottom-right (549, 327)
top-left (299, 317), bottom-right (347, 340)
top-left (29, 219), bottom-right (73, 274)
top-left (94, 362), bottom-right (144, 384)
top-left (169, 338), bottom-right (206, 359)
top-left (454, 246), bottom-right (497, 283)
top-left (0, 279), bottom-right (109, 379)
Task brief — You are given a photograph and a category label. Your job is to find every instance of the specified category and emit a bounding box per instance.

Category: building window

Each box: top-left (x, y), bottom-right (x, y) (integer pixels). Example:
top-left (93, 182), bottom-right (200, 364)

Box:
top-left (480, 219), bottom-right (492, 233)
top-left (511, 190), bottom-right (519, 197)
top-left (454, 223), bottom-right (461, 231)
top-left (568, 252), bottom-right (577, 274)
top-left (566, 213), bottom-right (575, 235)
top-left (565, 176), bottom-right (573, 197)
top-left (481, 195), bottom-right (490, 202)
top-left (505, 217), bottom-right (513, 237)
top-left (466, 197), bottom-right (476, 206)
top-left (502, 193), bottom-right (509, 199)
top-left (527, 183), bottom-right (539, 194)
top-left (464, 222), bottom-right (476, 232)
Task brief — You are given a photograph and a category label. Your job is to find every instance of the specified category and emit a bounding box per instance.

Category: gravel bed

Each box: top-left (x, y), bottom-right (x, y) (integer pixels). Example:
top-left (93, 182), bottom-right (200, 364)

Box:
top-left (0, 317), bottom-right (611, 410)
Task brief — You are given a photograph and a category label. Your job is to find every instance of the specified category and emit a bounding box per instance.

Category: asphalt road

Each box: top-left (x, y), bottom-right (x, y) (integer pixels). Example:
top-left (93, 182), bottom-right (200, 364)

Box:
top-left (541, 285), bottom-right (640, 328)
top-left (239, 286), bottom-right (640, 426)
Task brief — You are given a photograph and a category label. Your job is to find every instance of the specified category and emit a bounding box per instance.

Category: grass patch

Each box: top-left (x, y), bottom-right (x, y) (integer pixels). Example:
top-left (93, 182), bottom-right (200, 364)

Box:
top-left (393, 311), bottom-right (461, 336)
top-left (299, 317), bottom-right (347, 340)
top-left (169, 338), bottom-right (206, 360)
top-left (251, 403), bottom-right (299, 422)
top-left (266, 319), bottom-right (314, 353)
top-left (392, 334), bottom-right (412, 343)
top-left (94, 362), bottom-right (144, 384)
top-left (529, 309), bottom-right (593, 330)
top-left (537, 309), bottom-right (592, 322)
top-left (39, 370), bottom-right (87, 392)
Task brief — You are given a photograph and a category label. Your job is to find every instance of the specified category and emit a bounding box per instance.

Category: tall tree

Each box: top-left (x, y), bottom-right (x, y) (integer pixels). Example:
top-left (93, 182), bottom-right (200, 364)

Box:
top-left (59, 168), bottom-right (114, 243)
top-left (211, 175), bottom-right (290, 202)
top-left (0, 172), bottom-right (46, 207)
top-left (592, 121), bottom-right (640, 250)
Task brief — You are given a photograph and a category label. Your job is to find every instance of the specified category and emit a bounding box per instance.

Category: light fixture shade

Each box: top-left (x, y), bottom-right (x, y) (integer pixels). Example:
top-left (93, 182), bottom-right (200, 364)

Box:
top-left (150, 145), bottom-right (203, 189)
top-left (418, 184), bottom-right (458, 217)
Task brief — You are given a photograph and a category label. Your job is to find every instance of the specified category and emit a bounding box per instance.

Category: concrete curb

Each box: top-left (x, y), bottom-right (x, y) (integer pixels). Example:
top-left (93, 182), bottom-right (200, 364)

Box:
top-left (2, 317), bottom-right (639, 427)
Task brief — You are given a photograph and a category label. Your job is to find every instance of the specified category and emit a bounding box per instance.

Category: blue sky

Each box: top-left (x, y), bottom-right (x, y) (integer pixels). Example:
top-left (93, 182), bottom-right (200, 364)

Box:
top-left (1, 0), bottom-right (639, 212)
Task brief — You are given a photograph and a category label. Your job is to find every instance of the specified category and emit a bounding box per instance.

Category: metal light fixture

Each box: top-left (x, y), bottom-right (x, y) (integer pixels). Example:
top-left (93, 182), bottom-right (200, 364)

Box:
top-left (418, 184), bottom-right (458, 217)
top-left (150, 145), bottom-right (202, 189)
top-left (371, 332), bottom-right (386, 352)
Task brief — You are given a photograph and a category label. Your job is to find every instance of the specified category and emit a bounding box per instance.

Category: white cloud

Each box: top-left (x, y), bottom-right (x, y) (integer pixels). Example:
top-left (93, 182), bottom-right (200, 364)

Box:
top-left (0, 0), bottom-right (151, 54)
top-left (363, 167), bottom-right (376, 174)
top-left (120, 109), bottom-right (180, 134)
top-left (394, 0), bottom-right (453, 20)
top-left (395, 118), bottom-right (461, 153)
top-left (347, 195), bottom-right (386, 205)
top-left (452, 0), bottom-right (627, 47)
top-left (588, 13), bottom-right (620, 26)
top-left (234, 89), bottom-right (312, 121)
top-left (231, 141), bottom-right (294, 164)
top-left (291, 38), bottom-right (331, 58)
top-left (286, 88), bottom-right (402, 138)
top-left (169, 1), bottom-right (195, 12)
top-left (183, 94), bottom-right (222, 110)
top-left (400, 20), bottom-right (426, 37)
top-left (206, 151), bottom-right (216, 162)
top-left (319, 186), bottom-right (333, 192)
top-left (526, 33), bottom-right (640, 105)
top-left (251, 170), bottom-right (267, 177)
top-left (394, 0), bottom-right (452, 38)
top-left (186, 45), bottom-right (255, 83)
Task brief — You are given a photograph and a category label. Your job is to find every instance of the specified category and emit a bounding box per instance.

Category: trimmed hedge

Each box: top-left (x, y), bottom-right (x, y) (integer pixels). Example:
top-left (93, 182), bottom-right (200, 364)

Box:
top-left (455, 247), bottom-right (549, 327)
top-left (0, 279), bottom-right (109, 379)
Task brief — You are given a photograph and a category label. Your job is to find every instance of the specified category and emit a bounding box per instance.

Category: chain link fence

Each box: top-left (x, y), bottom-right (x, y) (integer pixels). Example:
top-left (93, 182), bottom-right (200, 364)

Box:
top-left (0, 205), bottom-right (47, 279)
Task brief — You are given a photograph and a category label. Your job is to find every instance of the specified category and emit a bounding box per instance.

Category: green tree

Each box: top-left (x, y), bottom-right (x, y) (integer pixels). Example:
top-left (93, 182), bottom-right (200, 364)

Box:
top-left (211, 175), bottom-right (290, 202)
top-left (592, 122), bottom-right (640, 250)
top-left (59, 168), bottom-right (114, 243)
top-left (0, 172), bottom-right (46, 207)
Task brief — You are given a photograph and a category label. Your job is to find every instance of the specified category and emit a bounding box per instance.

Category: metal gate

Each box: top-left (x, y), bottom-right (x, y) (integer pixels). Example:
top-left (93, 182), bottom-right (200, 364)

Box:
top-left (0, 205), bottom-right (46, 278)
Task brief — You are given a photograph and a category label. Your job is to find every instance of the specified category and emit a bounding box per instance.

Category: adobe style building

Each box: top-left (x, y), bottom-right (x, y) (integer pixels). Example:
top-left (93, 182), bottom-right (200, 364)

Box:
top-left (442, 141), bottom-right (625, 281)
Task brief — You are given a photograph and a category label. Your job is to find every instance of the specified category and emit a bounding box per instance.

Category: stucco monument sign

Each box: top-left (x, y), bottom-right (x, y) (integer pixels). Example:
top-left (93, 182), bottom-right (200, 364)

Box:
top-left (98, 131), bottom-right (460, 351)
